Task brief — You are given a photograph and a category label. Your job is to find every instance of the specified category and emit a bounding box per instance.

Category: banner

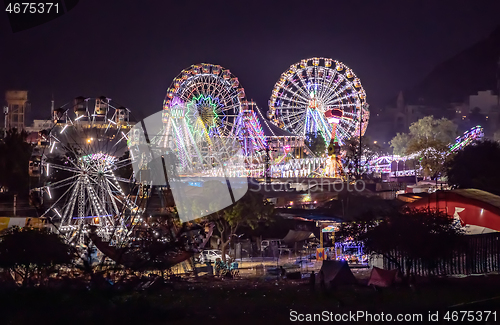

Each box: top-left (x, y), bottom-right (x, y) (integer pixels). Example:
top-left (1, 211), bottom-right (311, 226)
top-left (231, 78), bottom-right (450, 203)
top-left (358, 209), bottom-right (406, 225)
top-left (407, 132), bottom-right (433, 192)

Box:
top-left (316, 248), bottom-right (325, 261)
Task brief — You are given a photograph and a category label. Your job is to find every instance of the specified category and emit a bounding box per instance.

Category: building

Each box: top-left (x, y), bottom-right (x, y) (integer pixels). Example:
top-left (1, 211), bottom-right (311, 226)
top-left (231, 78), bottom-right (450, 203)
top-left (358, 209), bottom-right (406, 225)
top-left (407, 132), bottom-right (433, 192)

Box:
top-left (469, 90), bottom-right (499, 116)
top-left (4, 90), bottom-right (29, 130)
top-left (25, 119), bottom-right (53, 133)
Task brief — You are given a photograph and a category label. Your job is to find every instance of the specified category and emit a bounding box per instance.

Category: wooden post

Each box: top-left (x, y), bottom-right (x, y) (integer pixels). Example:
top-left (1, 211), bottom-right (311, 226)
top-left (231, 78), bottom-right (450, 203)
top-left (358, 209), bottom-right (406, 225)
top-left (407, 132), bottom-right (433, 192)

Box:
top-left (319, 225), bottom-right (323, 249)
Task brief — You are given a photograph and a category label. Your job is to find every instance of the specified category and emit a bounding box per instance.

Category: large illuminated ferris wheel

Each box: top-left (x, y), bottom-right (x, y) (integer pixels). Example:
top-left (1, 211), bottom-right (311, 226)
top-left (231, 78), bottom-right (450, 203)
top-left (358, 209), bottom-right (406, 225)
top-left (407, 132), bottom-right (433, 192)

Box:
top-left (268, 57), bottom-right (369, 146)
top-left (161, 63), bottom-right (246, 174)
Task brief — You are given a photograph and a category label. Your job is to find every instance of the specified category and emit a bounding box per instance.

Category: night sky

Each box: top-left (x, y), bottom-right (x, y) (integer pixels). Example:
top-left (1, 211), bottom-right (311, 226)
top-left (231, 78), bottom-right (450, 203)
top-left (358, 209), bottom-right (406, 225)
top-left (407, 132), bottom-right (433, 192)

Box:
top-left (1, 0), bottom-right (500, 125)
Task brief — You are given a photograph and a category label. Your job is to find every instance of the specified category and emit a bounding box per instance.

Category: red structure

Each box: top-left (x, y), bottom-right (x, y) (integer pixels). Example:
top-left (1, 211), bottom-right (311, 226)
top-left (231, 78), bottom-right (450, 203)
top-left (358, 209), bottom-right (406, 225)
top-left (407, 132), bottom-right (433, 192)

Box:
top-left (406, 189), bottom-right (500, 232)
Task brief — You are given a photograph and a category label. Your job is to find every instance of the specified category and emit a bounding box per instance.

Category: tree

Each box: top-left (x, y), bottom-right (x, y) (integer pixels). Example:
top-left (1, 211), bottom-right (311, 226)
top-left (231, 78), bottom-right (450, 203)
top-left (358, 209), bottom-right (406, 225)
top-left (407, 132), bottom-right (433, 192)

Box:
top-left (336, 208), bottom-right (464, 281)
top-left (446, 140), bottom-right (500, 195)
top-left (0, 227), bottom-right (75, 287)
top-left (305, 132), bottom-right (327, 156)
top-left (494, 130), bottom-right (500, 143)
top-left (199, 185), bottom-right (274, 262)
top-left (390, 133), bottom-right (410, 156)
top-left (390, 116), bottom-right (458, 179)
top-left (342, 135), bottom-right (382, 180)
top-left (407, 137), bottom-right (453, 180)
top-left (0, 129), bottom-right (32, 194)
top-left (408, 116), bottom-right (457, 144)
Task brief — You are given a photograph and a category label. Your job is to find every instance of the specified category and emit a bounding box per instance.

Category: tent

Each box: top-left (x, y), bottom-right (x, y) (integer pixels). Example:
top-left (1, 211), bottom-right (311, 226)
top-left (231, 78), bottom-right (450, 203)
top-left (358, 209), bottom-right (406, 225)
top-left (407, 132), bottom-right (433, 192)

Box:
top-left (367, 267), bottom-right (398, 287)
top-left (318, 260), bottom-right (357, 285)
top-left (282, 230), bottom-right (314, 245)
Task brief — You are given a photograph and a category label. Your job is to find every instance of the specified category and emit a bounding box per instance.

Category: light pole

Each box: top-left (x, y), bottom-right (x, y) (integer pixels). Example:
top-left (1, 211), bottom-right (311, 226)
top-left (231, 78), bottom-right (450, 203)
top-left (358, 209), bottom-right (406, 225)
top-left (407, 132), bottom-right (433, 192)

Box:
top-left (358, 105), bottom-right (368, 179)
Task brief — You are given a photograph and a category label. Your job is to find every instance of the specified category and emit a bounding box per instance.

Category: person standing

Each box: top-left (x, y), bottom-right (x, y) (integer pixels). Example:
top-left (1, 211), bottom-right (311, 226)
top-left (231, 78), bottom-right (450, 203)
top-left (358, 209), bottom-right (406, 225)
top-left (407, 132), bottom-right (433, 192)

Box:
top-left (309, 271), bottom-right (316, 292)
top-left (279, 266), bottom-right (286, 280)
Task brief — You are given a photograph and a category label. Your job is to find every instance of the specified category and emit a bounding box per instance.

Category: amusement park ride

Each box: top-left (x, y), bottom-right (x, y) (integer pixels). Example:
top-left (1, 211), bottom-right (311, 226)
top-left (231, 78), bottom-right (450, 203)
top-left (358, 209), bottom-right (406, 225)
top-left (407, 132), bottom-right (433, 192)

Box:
top-left (26, 57), bottom-right (484, 255)
top-left (28, 97), bottom-right (141, 246)
top-left (153, 58), bottom-right (370, 179)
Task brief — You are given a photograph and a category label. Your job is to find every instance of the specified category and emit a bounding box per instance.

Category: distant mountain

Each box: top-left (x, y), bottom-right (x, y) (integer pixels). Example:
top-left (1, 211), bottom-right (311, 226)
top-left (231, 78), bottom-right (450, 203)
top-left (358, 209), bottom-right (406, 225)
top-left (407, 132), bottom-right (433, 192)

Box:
top-left (406, 25), bottom-right (500, 106)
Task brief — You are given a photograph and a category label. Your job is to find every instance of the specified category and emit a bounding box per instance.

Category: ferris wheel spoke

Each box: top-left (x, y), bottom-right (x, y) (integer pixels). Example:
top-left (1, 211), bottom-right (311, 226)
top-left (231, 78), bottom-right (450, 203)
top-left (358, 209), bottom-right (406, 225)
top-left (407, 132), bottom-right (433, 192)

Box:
top-left (286, 74), bottom-right (311, 101)
top-left (100, 174), bottom-right (123, 196)
top-left (88, 176), bottom-right (120, 216)
top-left (85, 182), bottom-right (106, 217)
top-left (48, 163), bottom-right (81, 174)
top-left (295, 72), bottom-right (316, 99)
top-left (113, 157), bottom-right (132, 170)
top-left (285, 117), bottom-right (305, 129)
top-left (49, 135), bottom-right (77, 163)
top-left (40, 179), bottom-right (79, 219)
top-left (324, 93), bottom-right (356, 107)
top-left (47, 174), bottom-right (81, 189)
top-left (207, 75), bottom-right (220, 99)
top-left (275, 105), bottom-right (308, 112)
top-left (60, 178), bottom-right (82, 225)
top-left (317, 69), bottom-right (337, 102)
top-left (319, 76), bottom-right (345, 105)
top-left (64, 128), bottom-right (94, 160)
top-left (217, 103), bottom-right (239, 115)
top-left (279, 88), bottom-right (308, 107)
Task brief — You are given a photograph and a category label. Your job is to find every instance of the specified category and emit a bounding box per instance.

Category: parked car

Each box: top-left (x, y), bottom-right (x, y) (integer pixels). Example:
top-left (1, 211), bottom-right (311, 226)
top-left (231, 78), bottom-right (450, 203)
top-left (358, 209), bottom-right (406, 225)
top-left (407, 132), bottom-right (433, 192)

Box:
top-left (261, 239), bottom-right (287, 251)
top-left (294, 253), bottom-right (316, 266)
top-left (197, 249), bottom-right (230, 264)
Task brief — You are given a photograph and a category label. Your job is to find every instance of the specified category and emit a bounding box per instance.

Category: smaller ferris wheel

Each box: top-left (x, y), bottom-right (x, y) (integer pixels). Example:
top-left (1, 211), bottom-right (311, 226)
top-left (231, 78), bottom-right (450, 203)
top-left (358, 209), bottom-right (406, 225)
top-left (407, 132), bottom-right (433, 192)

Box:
top-left (29, 97), bottom-right (141, 245)
top-left (268, 57), bottom-right (369, 145)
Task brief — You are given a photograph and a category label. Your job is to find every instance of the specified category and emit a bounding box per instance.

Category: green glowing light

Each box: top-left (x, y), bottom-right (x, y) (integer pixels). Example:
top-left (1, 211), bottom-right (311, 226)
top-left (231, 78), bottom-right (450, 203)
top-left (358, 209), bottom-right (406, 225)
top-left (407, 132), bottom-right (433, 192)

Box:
top-left (186, 94), bottom-right (219, 136)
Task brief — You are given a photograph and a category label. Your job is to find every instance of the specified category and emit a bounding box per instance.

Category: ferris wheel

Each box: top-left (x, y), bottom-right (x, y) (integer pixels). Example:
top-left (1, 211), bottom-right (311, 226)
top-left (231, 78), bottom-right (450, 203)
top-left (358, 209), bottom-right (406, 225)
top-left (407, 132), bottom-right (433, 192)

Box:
top-left (268, 57), bottom-right (369, 146)
top-left (29, 97), bottom-right (142, 246)
top-left (161, 63), bottom-right (247, 174)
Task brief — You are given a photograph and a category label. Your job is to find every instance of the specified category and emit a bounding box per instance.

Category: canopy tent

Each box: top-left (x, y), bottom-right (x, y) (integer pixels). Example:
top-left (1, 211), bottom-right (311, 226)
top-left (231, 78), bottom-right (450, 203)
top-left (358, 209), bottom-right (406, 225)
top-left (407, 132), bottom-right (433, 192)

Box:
top-left (282, 229), bottom-right (314, 244)
top-left (319, 260), bottom-right (357, 285)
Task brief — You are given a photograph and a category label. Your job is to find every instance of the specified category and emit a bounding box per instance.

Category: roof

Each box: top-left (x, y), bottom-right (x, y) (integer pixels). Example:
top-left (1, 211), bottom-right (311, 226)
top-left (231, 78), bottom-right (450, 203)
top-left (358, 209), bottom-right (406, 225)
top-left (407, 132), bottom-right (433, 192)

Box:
top-left (254, 106), bottom-right (300, 138)
top-left (451, 189), bottom-right (500, 211)
top-left (275, 208), bottom-right (343, 222)
top-left (406, 189), bottom-right (500, 214)
top-left (405, 189), bottom-right (500, 231)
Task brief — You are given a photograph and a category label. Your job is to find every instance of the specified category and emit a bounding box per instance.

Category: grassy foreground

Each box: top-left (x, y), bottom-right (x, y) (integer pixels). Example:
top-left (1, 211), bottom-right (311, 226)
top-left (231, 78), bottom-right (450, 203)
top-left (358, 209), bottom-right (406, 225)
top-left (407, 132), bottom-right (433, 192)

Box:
top-left (0, 274), bottom-right (499, 324)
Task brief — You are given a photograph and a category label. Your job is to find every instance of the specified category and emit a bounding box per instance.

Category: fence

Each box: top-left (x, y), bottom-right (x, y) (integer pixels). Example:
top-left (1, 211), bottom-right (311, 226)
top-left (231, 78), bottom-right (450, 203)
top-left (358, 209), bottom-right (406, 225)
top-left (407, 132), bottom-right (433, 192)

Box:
top-left (383, 232), bottom-right (500, 276)
top-left (229, 241), bottom-right (318, 261)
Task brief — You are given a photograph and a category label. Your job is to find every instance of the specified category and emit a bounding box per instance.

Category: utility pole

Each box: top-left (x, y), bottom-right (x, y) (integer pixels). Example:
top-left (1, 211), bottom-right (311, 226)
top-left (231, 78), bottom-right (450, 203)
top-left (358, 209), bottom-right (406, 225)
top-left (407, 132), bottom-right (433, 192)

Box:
top-left (51, 94), bottom-right (55, 120)
top-left (358, 116), bottom-right (363, 178)
top-left (497, 56), bottom-right (500, 113)
top-left (265, 146), bottom-right (271, 184)
top-left (3, 106), bottom-right (7, 138)
top-left (358, 104), bottom-right (366, 179)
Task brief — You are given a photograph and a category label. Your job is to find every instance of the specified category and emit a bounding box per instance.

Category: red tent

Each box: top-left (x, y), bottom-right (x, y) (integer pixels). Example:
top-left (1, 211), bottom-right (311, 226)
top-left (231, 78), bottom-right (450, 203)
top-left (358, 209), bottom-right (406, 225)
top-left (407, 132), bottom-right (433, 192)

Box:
top-left (367, 267), bottom-right (398, 287)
